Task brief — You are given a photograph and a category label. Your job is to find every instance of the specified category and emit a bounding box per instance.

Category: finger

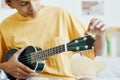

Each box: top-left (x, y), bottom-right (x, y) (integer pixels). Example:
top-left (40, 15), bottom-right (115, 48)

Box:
top-left (89, 18), bottom-right (97, 26)
top-left (100, 25), bottom-right (106, 32)
top-left (12, 67), bottom-right (36, 79)
top-left (92, 26), bottom-right (106, 36)
top-left (86, 18), bottom-right (98, 34)
top-left (95, 23), bottom-right (106, 32)
top-left (18, 62), bottom-right (37, 76)
top-left (17, 67), bottom-right (32, 77)
top-left (14, 48), bottom-right (25, 58)
top-left (90, 18), bottom-right (97, 24)
top-left (19, 68), bottom-right (37, 77)
top-left (14, 72), bottom-right (27, 79)
top-left (84, 30), bottom-right (92, 35)
top-left (19, 63), bottom-right (35, 73)
top-left (90, 19), bottom-right (100, 30)
top-left (95, 21), bottom-right (104, 28)
top-left (87, 18), bottom-right (98, 33)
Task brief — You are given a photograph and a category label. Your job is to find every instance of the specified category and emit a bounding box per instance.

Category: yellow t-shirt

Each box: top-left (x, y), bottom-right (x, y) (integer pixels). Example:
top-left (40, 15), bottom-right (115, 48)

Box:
top-left (0, 6), bottom-right (95, 79)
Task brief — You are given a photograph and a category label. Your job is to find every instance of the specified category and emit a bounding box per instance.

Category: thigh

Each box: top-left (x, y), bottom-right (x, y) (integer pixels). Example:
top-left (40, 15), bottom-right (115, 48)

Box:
top-left (26, 77), bottom-right (49, 80)
top-left (78, 77), bottom-right (95, 80)
top-left (26, 77), bottom-right (59, 80)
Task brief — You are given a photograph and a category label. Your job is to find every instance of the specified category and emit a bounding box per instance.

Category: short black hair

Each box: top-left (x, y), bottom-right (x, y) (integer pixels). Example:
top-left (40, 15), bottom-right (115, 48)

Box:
top-left (5, 0), bottom-right (10, 2)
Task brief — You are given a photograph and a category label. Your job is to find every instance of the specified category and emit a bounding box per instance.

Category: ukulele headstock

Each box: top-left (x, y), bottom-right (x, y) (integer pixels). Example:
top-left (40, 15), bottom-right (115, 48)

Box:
top-left (67, 35), bottom-right (95, 52)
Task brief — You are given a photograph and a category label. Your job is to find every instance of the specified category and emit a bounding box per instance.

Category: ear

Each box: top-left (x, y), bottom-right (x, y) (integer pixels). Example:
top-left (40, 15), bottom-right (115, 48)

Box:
top-left (6, 2), bottom-right (15, 9)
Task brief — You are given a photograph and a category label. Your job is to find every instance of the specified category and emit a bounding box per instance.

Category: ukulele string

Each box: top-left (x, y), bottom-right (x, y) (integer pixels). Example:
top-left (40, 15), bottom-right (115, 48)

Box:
top-left (18, 45), bottom-right (65, 63)
top-left (19, 35), bottom-right (93, 63)
top-left (19, 35), bottom-right (92, 61)
top-left (19, 45), bottom-right (87, 63)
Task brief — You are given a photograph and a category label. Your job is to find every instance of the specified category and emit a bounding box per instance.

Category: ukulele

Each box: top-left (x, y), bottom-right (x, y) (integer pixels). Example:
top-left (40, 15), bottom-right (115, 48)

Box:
top-left (4, 35), bottom-right (95, 80)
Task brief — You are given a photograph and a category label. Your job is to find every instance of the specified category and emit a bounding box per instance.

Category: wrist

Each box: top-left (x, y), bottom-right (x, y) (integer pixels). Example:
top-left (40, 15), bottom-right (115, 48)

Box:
top-left (0, 62), bottom-right (6, 70)
top-left (96, 33), bottom-right (105, 39)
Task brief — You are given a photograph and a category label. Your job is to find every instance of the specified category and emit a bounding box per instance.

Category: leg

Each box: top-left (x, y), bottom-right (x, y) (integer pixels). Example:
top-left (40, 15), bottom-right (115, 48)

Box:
top-left (78, 77), bottom-right (94, 80)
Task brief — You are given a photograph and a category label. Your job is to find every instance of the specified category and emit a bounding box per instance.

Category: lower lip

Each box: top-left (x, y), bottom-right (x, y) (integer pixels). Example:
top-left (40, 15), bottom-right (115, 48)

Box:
top-left (29, 13), bottom-right (37, 16)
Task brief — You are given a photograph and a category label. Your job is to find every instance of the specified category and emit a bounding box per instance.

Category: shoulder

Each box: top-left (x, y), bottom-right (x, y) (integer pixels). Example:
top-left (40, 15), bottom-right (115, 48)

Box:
top-left (0, 12), bottom-right (17, 30)
top-left (43, 6), bottom-right (72, 16)
top-left (0, 12), bottom-right (17, 25)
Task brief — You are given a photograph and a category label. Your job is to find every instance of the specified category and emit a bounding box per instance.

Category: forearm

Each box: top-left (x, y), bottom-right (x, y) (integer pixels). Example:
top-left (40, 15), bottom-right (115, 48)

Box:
top-left (0, 63), bottom-right (6, 70)
top-left (94, 34), bottom-right (106, 56)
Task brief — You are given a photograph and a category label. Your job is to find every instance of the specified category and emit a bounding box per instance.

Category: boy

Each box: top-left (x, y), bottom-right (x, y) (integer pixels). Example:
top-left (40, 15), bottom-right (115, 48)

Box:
top-left (0, 0), bottom-right (106, 80)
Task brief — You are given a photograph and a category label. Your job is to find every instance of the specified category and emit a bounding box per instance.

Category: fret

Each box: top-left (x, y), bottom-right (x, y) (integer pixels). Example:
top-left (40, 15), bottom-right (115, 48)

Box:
top-left (30, 44), bottom-right (66, 63)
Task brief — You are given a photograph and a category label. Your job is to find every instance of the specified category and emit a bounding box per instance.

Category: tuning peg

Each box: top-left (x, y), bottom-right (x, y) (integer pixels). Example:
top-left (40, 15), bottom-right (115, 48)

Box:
top-left (75, 40), bottom-right (79, 43)
top-left (83, 37), bottom-right (87, 41)
top-left (92, 46), bottom-right (94, 49)
top-left (85, 45), bottom-right (88, 49)
top-left (76, 46), bottom-right (80, 50)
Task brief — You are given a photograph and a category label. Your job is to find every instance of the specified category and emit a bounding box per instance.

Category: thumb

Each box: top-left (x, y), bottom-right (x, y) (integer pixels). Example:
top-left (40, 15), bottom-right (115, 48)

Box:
top-left (14, 48), bottom-right (25, 59)
top-left (85, 29), bottom-right (91, 35)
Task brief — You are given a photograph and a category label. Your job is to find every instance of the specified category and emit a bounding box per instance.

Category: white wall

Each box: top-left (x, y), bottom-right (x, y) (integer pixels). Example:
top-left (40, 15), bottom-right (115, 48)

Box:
top-left (104, 0), bottom-right (120, 27)
top-left (0, 9), bottom-right (16, 22)
top-left (41, 0), bottom-right (120, 27)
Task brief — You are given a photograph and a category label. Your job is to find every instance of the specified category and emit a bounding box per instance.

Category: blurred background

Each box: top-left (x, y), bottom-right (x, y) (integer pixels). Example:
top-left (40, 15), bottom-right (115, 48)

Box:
top-left (0, 0), bottom-right (120, 57)
top-left (0, 0), bottom-right (120, 80)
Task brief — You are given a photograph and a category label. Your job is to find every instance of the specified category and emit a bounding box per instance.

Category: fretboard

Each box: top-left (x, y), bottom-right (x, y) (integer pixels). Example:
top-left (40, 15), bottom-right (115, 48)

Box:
top-left (30, 44), bottom-right (66, 63)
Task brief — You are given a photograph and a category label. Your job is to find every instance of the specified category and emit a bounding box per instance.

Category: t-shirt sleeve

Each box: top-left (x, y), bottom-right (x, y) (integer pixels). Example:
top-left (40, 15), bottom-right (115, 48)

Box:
top-left (0, 30), bottom-right (8, 63)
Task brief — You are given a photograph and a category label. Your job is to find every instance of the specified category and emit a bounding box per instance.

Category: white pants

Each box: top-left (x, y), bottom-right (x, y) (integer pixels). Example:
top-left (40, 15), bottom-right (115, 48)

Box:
top-left (0, 69), bottom-right (95, 80)
top-left (0, 69), bottom-right (10, 80)
top-left (26, 77), bottom-right (96, 80)
top-left (26, 78), bottom-right (58, 80)
top-left (0, 69), bottom-right (59, 80)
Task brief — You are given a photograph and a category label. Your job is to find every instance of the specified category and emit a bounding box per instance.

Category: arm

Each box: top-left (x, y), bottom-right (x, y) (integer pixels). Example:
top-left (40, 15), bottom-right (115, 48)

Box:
top-left (0, 48), bottom-right (37, 79)
top-left (0, 30), bottom-right (37, 79)
top-left (94, 34), bottom-right (106, 56)
top-left (85, 18), bottom-right (106, 56)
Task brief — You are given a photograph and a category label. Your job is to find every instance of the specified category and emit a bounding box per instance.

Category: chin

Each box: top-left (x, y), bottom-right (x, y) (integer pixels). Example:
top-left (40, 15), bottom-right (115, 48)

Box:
top-left (30, 15), bottom-right (37, 18)
top-left (29, 14), bottom-right (38, 18)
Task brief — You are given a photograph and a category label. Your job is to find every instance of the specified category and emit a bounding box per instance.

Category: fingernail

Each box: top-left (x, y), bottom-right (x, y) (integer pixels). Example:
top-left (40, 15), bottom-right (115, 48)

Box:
top-left (96, 25), bottom-right (99, 28)
top-left (90, 26), bottom-right (93, 30)
top-left (30, 73), bottom-right (38, 76)
top-left (85, 32), bottom-right (89, 35)
top-left (101, 27), bottom-right (105, 31)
